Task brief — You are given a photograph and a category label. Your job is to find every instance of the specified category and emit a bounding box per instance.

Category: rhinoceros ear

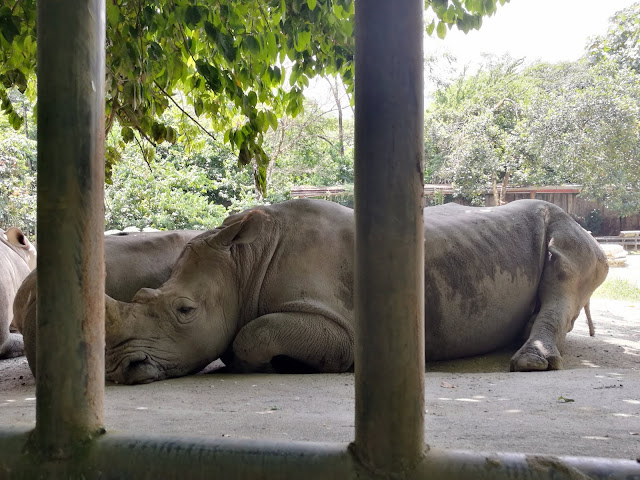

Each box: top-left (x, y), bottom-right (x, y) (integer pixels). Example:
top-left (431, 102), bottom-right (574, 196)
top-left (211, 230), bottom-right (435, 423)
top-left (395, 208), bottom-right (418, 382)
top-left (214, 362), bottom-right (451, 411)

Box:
top-left (205, 210), bottom-right (269, 249)
top-left (6, 227), bottom-right (27, 247)
top-left (6, 227), bottom-right (37, 270)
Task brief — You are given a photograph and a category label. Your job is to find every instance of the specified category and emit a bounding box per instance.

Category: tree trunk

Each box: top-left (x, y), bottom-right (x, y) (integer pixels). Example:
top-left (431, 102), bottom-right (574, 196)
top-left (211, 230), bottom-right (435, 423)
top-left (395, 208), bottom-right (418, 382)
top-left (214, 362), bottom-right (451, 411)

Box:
top-left (491, 175), bottom-right (499, 206)
top-left (327, 77), bottom-right (345, 157)
top-left (252, 162), bottom-right (264, 202)
top-left (500, 169), bottom-right (510, 205)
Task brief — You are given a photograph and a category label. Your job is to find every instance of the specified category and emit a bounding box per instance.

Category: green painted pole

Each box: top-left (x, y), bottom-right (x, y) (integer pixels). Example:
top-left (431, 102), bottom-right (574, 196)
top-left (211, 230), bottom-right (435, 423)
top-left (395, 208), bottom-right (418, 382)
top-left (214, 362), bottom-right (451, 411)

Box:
top-left (353, 0), bottom-right (426, 474)
top-left (34, 0), bottom-right (106, 457)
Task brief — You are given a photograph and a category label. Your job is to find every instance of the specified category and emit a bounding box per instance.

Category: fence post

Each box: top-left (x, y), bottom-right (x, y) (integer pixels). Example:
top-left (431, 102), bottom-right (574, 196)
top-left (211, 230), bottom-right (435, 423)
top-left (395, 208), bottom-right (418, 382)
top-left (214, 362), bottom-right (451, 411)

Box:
top-left (352, 0), bottom-right (426, 474)
top-left (34, 0), bottom-right (106, 457)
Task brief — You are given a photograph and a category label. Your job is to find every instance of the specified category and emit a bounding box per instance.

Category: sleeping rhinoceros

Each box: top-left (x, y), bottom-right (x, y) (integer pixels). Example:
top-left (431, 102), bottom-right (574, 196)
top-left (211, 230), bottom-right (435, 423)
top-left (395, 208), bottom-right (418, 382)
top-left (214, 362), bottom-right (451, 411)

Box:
top-left (104, 199), bottom-right (608, 384)
top-left (1, 227), bottom-right (36, 359)
top-left (14, 230), bottom-right (200, 375)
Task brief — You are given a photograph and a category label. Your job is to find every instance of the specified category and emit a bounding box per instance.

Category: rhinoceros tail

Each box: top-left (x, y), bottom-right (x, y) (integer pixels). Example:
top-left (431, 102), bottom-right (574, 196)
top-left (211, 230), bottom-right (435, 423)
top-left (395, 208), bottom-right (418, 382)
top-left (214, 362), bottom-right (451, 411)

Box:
top-left (584, 300), bottom-right (595, 337)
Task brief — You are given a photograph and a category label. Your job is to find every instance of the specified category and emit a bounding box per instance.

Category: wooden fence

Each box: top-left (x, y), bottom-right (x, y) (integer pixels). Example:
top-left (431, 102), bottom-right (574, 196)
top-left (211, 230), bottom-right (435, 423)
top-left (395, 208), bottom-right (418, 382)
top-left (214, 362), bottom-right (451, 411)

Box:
top-left (291, 185), bottom-right (640, 236)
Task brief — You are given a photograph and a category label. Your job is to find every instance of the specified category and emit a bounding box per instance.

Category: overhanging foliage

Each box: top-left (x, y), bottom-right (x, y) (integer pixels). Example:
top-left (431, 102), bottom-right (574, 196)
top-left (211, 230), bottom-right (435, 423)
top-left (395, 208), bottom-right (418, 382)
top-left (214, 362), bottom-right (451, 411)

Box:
top-left (0, 0), bottom-right (509, 193)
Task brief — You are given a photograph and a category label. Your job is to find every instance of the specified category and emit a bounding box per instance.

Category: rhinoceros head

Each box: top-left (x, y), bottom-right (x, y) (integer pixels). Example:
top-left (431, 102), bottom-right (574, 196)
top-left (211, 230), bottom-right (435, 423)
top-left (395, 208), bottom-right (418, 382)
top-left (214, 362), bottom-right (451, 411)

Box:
top-left (105, 211), bottom-right (267, 384)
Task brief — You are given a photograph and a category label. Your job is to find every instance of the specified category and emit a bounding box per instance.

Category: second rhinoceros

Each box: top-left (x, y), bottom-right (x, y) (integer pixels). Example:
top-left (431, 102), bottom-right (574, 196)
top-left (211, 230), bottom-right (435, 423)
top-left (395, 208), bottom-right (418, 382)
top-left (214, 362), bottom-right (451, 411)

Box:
top-left (15, 230), bottom-right (200, 376)
top-left (105, 199), bottom-right (608, 384)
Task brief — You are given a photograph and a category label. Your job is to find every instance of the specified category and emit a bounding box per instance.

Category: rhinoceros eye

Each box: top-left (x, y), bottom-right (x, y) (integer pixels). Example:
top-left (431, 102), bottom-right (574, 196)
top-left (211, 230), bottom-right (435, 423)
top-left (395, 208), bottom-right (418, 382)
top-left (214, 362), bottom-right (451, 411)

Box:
top-left (172, 297), bottom-right (198, 324)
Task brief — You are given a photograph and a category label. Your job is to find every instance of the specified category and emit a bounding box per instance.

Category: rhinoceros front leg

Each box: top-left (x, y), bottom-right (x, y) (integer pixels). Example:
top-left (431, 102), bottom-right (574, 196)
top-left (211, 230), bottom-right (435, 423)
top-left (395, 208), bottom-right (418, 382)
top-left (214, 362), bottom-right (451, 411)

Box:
top-left (224, 312), bottom-right (354, 373)
top-left (0, 331), bottom-right (24, 359)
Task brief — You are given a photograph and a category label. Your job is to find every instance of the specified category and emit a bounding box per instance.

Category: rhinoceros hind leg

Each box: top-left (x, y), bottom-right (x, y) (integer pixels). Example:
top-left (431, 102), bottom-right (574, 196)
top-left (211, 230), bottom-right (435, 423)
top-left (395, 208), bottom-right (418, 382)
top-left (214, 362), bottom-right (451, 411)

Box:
top-left (510, 339), bottom-right (563, 372)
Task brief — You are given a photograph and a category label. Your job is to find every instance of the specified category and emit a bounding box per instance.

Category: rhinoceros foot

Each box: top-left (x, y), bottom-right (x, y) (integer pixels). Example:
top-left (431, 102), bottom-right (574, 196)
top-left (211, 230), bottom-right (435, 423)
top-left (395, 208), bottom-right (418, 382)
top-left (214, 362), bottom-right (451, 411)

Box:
top-left (0, 332), bottom-right (24, 359)
top-left (510, 340), bottom-right (563, 372)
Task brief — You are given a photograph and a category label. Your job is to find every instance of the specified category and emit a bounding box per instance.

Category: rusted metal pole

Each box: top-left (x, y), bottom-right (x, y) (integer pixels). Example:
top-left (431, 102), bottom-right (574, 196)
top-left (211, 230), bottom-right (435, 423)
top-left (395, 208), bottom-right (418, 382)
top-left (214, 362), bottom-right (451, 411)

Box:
top-left (2, 428), bottom-right (639, 479)
top-left (353, 0), bottom-right (426, 474)
top-left (34, 0), bottom-right (106, 457)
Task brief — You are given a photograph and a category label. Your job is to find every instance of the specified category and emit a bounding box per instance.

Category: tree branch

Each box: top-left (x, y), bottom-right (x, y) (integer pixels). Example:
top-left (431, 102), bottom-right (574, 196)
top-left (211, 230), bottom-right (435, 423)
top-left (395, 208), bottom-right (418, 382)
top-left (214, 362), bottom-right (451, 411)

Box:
top-left (317, 134), bottom-right (334, 146)
top-left (134, 134), bottom-right (153, 173)
top-left (105, 89), bottom-right (119, 136)
top-left (153, 81), bottom-right (216, 141)
top-left (11, 0), bottom-right (23, 13)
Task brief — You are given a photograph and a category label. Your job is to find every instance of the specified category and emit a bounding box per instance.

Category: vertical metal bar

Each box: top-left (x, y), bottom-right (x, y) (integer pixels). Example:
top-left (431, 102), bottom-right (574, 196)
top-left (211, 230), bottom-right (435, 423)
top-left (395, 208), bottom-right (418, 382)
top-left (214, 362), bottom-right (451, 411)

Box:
top-left (35, 0), bottom-right (106, 456)
top-left (353, 0), bottom-right (425, 474)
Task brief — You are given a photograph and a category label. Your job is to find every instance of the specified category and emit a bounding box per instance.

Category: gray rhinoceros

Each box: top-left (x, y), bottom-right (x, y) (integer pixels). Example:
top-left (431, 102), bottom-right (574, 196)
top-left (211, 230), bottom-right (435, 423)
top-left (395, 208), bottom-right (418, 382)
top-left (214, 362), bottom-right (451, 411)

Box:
top-left (104, 199), bottom-right (608, 384)
top-left (14, 230), bottom-right (200, 375)
top-left (1, 227), bottom-right (36, 359)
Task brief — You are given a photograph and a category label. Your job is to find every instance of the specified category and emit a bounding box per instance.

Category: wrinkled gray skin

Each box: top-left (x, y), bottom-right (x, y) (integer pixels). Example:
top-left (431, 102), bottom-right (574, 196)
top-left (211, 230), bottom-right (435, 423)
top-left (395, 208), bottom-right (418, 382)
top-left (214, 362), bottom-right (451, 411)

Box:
top-left (0, 227), bottom-right (36, 358)
top-left (105, 199), bottom-right (609, 384)
top-left (14, 230), bottom-right (199, 376)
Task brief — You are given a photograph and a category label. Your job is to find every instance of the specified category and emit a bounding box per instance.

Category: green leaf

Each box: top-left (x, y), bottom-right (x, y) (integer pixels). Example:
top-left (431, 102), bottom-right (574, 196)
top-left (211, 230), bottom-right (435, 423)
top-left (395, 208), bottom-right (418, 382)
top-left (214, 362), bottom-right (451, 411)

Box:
top-left (238, 145), bottom-right (252, 166)
top-left (307, 0), bottom-right (317, 11)
top-left (204, 21), bottom-right (218, 42)
top-left (248, 91), bottom-right (257, 107)
top-left (166, 126), bottom-right (177, 144)
top-left (147, 42), bottom-right (163, 61)
top-left (196, 60), bottom-right (224, 93)
top-left (106, 3), bottom-right (121, 25)
top-left (295, 31), bottom-right (312, 52)
top-left (245, 35), bottom-right (261, 56)
top-left (218, 32), bottom-right (238, 62)
top-left (264, 32), bottom-right (278, 60)
top-left (151, 122), bottom-right (167, 142)
top-left (557, 396), bottom-right (575, 403)
top-left (436, 21), bottom-right (447, 39)
top-left (442, 5), bottom-right (456, 23)
top-left (184, 6), bottom-right (202, 28)
top-left (121, 126), bottom-right (135, 143)
top-left (0, 12), bottom-right (20, 44)
top-left (193, 97), bottom-right (204, 117)
top-left (9, 111), bottom-right (23, 130)
top-left (266, 110), bottom-right (278, 130)
top-left (426, 20), bottom-right (436, 36)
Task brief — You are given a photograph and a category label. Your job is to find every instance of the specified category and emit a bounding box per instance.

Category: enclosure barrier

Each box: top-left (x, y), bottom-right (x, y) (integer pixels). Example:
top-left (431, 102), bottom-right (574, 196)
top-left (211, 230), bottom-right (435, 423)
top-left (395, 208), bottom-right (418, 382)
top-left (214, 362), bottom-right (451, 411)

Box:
top-left (1, 428), bottom-right (639, 479)
top-left (597, 236), bottom-right (640, 251)
top-left (1, 0), bottom-right (640, 478)
top-left (31, 0), bottom-right (106, 460)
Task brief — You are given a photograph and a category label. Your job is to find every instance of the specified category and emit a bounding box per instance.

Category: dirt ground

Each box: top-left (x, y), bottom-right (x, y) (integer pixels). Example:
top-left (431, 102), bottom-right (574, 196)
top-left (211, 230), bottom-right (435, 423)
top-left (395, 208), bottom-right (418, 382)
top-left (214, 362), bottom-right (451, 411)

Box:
top-left (1, 256), bottom-right (639, 460)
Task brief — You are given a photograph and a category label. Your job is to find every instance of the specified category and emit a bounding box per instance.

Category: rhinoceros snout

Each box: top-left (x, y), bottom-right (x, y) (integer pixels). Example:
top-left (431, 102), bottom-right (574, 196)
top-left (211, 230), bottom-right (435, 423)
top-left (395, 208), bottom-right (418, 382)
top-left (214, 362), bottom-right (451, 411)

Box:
top-left (106, 351), bottom-right (160, 385)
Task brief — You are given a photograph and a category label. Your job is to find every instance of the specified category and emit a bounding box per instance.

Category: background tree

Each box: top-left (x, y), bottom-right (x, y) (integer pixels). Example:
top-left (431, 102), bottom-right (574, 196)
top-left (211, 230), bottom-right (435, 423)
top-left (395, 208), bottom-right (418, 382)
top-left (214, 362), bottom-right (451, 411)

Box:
top-left (0, 88), bottom-right (35, 234)
top-left (425, 53), bottom-right (640, 214)
top-left (425, 56), bottom-right (536, 204)
top-left (523, 60), bottom-right (640, 216)
top-left (263, 98), bottom-right (354, 198)
top-left (587, 2), bottom-right (640, 73)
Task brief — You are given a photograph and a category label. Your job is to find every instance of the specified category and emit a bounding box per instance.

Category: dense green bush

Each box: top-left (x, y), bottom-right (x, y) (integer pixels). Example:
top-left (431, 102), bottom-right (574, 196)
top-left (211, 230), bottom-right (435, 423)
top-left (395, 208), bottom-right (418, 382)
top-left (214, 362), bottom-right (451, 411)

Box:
top-left (0, 134), bottom-right (36, 236)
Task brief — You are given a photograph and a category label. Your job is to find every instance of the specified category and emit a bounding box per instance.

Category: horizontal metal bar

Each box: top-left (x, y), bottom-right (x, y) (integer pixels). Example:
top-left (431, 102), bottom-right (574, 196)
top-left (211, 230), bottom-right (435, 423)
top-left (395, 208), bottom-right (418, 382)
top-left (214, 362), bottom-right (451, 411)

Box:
top-left (1, 428), bottom-right (638, 480)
